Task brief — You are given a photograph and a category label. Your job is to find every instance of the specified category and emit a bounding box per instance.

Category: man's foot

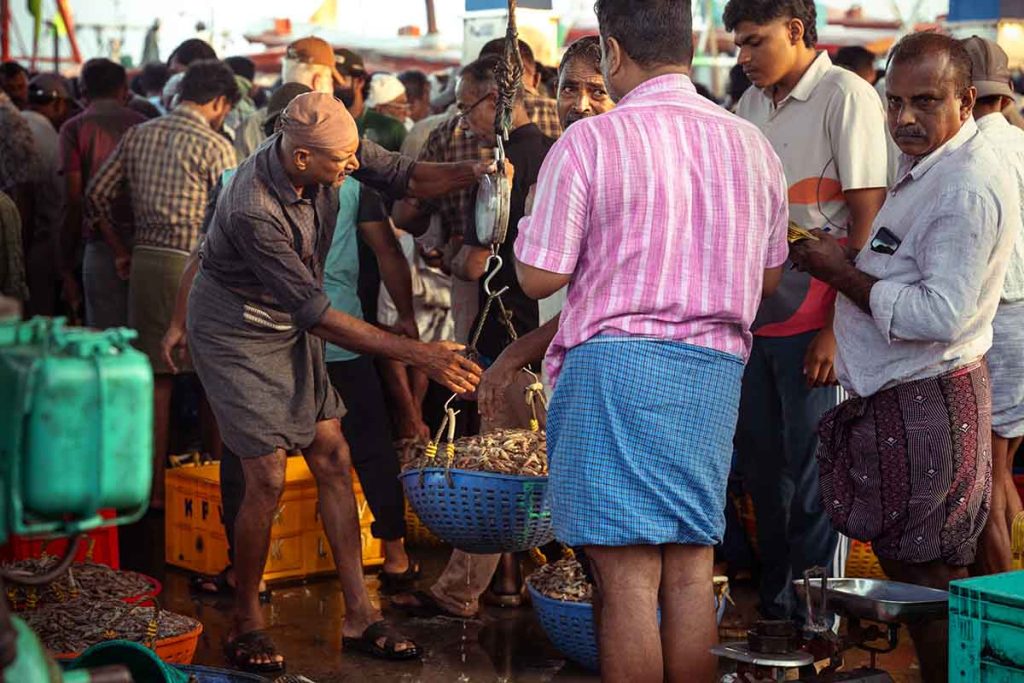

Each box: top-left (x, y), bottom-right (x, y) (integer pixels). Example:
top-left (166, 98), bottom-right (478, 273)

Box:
top-left (378, 563), bottom-right (421, 595)
top-left (390, 590), bottom-right (476, 619)
top-left (224, 630), bottom-right (285, 673)
top-left (341, 619), bottom-right (421, 661)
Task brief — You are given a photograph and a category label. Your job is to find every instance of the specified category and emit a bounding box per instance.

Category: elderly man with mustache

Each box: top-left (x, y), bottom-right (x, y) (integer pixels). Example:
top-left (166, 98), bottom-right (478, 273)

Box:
top-left (791, 32), bottom-right (1021, 680)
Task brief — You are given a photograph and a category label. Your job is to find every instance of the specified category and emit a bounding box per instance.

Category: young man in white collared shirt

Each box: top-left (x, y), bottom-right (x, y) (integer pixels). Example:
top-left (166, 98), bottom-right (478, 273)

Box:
top-left (723, 0), bottom-right (888, 622)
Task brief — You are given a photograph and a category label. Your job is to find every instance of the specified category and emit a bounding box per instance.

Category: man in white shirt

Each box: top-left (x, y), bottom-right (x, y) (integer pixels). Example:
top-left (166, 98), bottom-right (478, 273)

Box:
top-left (723, 0), bottom-right (888, 622)
top-left (791, 33), bottom-right (1018, 679)
top-left (962, 35), bottom-right (1024, 575)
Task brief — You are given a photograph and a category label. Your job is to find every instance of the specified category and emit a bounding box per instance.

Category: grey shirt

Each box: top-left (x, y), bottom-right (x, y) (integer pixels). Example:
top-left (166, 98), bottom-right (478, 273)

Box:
top-left (198, 132), bottom-right (415, 330)
top-left (834, 118), bottom-right (1019, 397)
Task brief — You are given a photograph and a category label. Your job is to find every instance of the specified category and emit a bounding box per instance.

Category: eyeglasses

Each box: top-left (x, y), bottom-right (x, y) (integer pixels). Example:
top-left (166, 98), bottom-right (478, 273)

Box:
top-left (456, 92), bottom-right (492, 120)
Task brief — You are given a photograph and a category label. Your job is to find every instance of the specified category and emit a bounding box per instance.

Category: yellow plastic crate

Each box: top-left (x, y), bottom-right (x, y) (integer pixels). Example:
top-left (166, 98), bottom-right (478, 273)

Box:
top-left (844, 539), bottom-right (887, 579)
top-left (166, 457), bottom-right (382, 582)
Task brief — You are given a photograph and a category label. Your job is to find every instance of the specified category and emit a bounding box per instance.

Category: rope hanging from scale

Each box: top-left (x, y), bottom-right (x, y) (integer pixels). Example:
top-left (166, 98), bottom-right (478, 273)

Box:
top-left (493, 0), bottom-right (523, 143)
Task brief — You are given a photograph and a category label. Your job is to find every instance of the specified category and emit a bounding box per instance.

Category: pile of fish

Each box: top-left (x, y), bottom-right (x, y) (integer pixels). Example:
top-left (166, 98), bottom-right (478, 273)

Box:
top-left (402, 428), bottom-right (548, 476)
top-left (528, 558), bottom-right (593, 603)
top-left (21, 598), bottom-right (199, 654)
top-left (3, 558), bottom-right (154, 609)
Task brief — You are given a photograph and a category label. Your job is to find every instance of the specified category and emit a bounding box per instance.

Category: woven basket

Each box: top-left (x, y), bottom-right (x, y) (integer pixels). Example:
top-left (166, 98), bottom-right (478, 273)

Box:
top-left (400, 468), bottom-right (553, 553)
top-left (527, 582), bottom-right (727, 671)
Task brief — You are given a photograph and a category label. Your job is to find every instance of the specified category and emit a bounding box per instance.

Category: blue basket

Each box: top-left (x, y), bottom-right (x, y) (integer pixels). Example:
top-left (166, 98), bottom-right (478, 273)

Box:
top-left (399, 468), bottom-right (554, 553)
top-left (527, 583), bottom-right (728, 672)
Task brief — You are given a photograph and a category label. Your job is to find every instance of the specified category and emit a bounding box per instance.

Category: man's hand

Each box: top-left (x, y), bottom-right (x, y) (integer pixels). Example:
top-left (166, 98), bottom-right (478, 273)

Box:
top-left (161, 322), bottom-right (189, 374)
top-left (411, 341), bottom-right (482, 394)
top-left (393, 315), bottom-right (420, 340)
top-left (114, 251), bottom-right (132, 281)
top-left (789, 230), bottom-right (851, 285)
top-left (478, 352), bottom-right (521, 421)
top-left (804, 327), bottom-right (838, 388)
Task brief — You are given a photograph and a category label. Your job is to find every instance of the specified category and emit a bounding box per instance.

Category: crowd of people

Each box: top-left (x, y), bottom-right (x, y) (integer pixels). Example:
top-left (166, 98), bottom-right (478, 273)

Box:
top-left (3, 0), bottom-right (1024, 680)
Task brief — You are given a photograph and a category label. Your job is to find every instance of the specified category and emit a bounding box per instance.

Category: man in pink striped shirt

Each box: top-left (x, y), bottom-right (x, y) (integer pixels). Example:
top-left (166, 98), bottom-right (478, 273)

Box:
top-left (514, 1), bottom-right (788, 679)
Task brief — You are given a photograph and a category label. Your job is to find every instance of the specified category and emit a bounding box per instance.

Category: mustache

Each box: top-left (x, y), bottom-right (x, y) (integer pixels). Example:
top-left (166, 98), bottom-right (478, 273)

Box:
top-left (894, 126), bottom-right (927, 138)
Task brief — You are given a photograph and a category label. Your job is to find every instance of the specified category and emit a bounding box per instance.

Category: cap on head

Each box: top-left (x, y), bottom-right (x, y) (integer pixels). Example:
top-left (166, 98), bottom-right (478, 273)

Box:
top-left (961, 35), bottom-right (1013, 99)
top-left (28, 73), bottom-right (72, 103)
top-left (280, 91), bottom-right (356, 149)
top-left (365, 73), bottom-right (405, 107)
top-left (334, 48), bottom-right (366, 78)
top-left (286, 36), bottom-right (344, 86)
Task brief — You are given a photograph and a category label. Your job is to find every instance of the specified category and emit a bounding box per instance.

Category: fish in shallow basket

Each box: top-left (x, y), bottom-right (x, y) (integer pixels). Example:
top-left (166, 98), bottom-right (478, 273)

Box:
top-left (403, 428), bottom-right (548, 477)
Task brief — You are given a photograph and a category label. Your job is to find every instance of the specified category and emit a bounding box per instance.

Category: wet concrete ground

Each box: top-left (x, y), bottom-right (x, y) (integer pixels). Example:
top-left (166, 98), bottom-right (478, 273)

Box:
top-left (119, 515), bottom-right (922, 682)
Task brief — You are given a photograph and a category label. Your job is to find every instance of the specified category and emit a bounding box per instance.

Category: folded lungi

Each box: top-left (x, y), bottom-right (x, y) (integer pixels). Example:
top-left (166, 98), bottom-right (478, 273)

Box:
top-left (546, 336), bottom-right (744, 548)
top-left (817, 361), bottom-right (992, 566)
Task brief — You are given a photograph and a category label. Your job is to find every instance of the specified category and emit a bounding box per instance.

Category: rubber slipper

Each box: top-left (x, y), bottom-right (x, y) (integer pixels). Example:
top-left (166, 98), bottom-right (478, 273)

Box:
top-left (341, 620), bottom-right (421, 661)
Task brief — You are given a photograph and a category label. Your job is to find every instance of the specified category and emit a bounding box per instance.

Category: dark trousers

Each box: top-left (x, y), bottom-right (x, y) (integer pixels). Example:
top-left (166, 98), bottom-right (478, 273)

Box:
top-left (735, 330), bottom-right (839, 620)
top-left (220, 355), bottom-right (407, 564)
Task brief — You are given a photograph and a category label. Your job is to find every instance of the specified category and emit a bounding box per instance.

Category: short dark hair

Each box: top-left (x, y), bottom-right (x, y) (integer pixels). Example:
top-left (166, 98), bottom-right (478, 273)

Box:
top-left (594, 0), bottom-right (693, 68)
top-left (559, 35), bottom-right (602, 74)
top-left (80, 58), bottom-right (127, 99)
top-left (178, 60), bottom-right (241, 106)
top-left (834, 46), bottom-right (876, 74)
top-left (140, 62), bottom-right (171, 95)
top-left (398, 70), bottom-right (430, 102)
top-left (722, 0), bottom-right (818, 48)
top-left (0, 61), bottom-right (28, 80)
top-left (168, 39), bottom-right (217, 68)
top-left (887, 32), bottom-right (973, 97)
top-left (727, 63), bottom-right (752, 102)
top-left (479, 38), bottom-right (536, 72)
top-left (460, 55), bottom-right (502, 92)
top-left (225, 56), bottom-right (256, 82)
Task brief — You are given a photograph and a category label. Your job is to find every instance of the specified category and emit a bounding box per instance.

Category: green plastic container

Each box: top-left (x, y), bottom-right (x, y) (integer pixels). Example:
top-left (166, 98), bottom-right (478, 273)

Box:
top-left (949, 571), bottom-right (1024, 681)
top-left (0, 317), bottom-right (152, 543)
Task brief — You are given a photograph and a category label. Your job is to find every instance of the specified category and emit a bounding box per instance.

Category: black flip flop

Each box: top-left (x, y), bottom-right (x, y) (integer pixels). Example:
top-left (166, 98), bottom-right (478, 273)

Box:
top-left (224, 630), bottom-right (286, 674)
top-left (342, 620), bottom-right (421, 661)
top-left (190, 566), bottom-right (272, 603)
top-left (389, 590), bottom-right (472, 619)
top-left (377, 563), bottom-right (421, 595)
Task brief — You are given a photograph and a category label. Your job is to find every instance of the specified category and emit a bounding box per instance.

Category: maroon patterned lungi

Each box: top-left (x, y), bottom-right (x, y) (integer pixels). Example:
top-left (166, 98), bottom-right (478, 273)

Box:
top-left (817, 362), bottom-right (992, 566)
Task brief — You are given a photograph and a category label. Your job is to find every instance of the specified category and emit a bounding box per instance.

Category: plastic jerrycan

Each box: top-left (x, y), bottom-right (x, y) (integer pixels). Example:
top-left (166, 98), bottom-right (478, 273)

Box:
top-left (0, 317), bottom-right (152, 541)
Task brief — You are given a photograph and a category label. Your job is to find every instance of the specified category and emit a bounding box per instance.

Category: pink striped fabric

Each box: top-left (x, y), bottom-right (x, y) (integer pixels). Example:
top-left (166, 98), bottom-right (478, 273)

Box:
top-left (514, 74), bottom-right (790, 385)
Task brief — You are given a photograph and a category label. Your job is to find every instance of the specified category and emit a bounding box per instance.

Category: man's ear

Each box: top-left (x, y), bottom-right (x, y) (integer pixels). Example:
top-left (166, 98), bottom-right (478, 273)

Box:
top-left (293, 147), bottom-right (311, 171)
top-left (960, 85), bottom-right (977, 122)
top-left (788, 18), bottom-right (805, 46)
top-left (603, 36), bottom-right (623, 79)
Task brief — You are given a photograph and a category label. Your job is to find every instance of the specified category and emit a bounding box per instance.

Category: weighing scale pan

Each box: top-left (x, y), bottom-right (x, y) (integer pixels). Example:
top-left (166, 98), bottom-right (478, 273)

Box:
top-left (794, 578), bottom-right (948, 623)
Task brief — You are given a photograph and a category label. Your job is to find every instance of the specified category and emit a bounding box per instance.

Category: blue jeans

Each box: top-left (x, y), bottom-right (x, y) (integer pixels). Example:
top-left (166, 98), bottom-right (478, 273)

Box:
top-left (735, 330), bottom-right (840, 620)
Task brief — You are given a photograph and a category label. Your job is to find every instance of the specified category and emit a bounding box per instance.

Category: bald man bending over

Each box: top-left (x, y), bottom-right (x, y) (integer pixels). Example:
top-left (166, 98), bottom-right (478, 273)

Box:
top-left (187, 92), bottom-right (482, 672)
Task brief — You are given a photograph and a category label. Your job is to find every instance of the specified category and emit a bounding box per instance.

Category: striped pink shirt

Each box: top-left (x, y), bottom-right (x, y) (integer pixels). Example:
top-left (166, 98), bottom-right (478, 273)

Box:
top-left (514, 74), bottom-right (790, 385)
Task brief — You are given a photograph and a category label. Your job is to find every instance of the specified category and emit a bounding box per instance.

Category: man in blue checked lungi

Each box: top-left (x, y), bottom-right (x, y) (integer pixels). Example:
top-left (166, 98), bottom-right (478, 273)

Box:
top-left (513, 1), bottom-right (790, 680)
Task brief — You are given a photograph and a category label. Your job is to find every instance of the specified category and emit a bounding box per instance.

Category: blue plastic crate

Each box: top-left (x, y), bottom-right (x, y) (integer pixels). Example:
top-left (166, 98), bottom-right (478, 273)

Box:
top-left (400, 468), bottom-right (554, 553)
top-left (949, 571), bottom-right (1024, 681)
top-left (527, 583), bottom-right (727, 672)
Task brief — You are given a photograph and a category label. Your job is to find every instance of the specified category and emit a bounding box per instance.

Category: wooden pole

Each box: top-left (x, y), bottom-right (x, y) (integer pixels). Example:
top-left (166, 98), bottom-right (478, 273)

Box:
top-left (1, 0), bottom-right (10, 63)
top-left (425, 0), bottom-right (438, 35)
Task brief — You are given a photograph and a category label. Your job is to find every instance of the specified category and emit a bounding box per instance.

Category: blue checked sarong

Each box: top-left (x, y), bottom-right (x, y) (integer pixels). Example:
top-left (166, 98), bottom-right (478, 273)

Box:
top-left (547, 336), bottom-right (744, 547)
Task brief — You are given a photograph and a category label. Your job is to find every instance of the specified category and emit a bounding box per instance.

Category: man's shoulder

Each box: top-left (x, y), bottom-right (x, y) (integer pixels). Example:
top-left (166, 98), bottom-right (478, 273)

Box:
top-left (816, 66), bottom-right (884, 109)
top-left (928, 131), bottom-right (1011, 204)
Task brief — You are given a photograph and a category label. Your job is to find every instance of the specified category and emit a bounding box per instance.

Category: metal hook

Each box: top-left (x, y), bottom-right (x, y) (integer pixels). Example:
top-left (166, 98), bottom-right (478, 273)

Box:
top-left (483, 253), bottom-right (510, 298)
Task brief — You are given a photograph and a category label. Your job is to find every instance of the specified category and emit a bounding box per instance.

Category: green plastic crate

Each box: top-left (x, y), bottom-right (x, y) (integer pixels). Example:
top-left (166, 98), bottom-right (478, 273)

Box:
top-left (950, 571), bottom-right (1024, 681)
top-left (0, 317), bottom-right (153, 543)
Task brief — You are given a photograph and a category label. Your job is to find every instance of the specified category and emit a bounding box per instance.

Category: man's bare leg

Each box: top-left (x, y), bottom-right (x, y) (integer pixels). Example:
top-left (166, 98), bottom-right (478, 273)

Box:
top-left (151, 375), bottom-right (174, 509)
top-left (1003, 436), bottom-right (1023, 530)
top-left (232, 449), bottom-right (288, 667)
top-left (880, 557), bottom-right (966, 682)
top-left (661, 544), bottom-right (716, 683)
top-left (304, 419), bottom-right (414, 652)
top-left (976, 435), bottom-right (1014, 574)
top-left (585, 545), bottom-right (663, 683)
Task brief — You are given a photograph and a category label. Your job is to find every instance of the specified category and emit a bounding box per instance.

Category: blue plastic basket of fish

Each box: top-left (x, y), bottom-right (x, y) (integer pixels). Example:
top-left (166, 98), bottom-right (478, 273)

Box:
top-left (399, 468), bottom-right (554, 554)
top-left (527, 560), bottom-right (729, 672)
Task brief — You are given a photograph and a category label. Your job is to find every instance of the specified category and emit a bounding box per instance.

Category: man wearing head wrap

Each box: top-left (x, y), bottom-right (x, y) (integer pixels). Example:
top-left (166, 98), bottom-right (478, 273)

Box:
top-left (163, 92), bottom-right (482, 672)
top-left (359, 72), bottom-right (410, 151)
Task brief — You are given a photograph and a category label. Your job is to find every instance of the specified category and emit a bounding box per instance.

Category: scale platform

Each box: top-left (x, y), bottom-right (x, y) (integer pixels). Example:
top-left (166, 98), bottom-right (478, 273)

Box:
top-left (794, 578), bottom-right (948, 623)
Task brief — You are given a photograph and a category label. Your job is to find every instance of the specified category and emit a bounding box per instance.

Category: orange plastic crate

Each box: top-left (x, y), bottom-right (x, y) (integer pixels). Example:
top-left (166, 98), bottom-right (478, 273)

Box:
top-left (845, 539), bottom-right (887, 579)
top-left (0, 509), bottom-right (119, 568)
